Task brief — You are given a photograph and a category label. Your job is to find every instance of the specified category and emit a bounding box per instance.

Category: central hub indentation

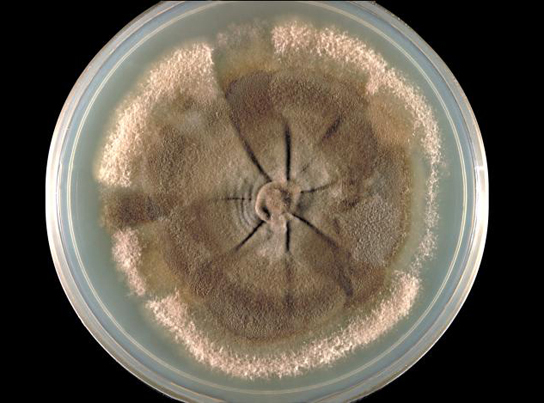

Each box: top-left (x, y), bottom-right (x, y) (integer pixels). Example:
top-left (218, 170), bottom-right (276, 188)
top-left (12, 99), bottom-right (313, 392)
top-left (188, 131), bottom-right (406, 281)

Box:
top-left (255, 181), bottom-right (300, 224)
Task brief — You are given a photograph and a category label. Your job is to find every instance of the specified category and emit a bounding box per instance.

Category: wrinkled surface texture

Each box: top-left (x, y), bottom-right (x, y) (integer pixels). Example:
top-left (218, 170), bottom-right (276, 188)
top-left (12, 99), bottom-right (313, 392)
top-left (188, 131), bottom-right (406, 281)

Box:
top-left (96, 20), bottom-right (440, 378)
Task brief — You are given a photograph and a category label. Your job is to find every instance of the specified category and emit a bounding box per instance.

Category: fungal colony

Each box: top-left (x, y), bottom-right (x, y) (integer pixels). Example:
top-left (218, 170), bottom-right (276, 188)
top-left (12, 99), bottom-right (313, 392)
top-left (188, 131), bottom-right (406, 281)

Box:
top-left (96, 19), bottom-right (441, 379)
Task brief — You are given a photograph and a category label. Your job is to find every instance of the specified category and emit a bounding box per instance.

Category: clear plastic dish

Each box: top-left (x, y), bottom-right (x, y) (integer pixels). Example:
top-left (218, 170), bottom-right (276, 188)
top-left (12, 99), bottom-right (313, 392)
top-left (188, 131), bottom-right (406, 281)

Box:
top-left (46, 2), bottom-right (488, 402)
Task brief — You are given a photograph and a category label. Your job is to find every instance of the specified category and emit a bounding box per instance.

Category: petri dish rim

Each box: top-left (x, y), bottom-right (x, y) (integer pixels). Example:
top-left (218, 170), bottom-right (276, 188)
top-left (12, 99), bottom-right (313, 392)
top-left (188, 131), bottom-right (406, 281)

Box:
top-left (45, 1), bottom-right (488, 402)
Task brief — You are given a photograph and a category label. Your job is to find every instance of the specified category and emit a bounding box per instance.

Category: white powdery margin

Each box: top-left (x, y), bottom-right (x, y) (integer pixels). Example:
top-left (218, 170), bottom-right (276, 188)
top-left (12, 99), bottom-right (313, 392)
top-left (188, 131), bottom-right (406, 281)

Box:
top-left (97, 43), bottom-right (218, 188)
top-left (112, 228), bottom-right (146, 296)
top-left (147, 271), bottom-right (419, 379)
top-left (272, 21), bottom-right (442, 273)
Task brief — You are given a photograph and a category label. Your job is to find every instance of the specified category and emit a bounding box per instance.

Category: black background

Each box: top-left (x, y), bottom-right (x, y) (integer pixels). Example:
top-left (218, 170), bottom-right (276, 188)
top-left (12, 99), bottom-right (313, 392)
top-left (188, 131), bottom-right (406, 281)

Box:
top-left (33, 2), bottom-right (505, 401)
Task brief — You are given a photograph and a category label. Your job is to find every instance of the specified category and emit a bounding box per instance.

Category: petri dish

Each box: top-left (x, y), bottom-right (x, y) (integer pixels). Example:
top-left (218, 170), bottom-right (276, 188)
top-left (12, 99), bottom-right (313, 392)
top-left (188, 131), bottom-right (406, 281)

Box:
top-left (46, 2), bottom-right (488, 402)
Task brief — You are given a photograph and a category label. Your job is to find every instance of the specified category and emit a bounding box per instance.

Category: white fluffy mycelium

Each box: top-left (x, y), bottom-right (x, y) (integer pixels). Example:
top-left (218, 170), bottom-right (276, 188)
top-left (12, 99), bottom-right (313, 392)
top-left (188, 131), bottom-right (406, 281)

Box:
top-left (96, 19), bottom-right (441, 379)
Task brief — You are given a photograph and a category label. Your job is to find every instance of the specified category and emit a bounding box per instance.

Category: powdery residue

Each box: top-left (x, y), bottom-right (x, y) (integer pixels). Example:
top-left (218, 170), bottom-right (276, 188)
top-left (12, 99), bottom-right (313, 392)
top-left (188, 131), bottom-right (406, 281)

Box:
top-left (351, 195), bottom-right (402, 267)
top-left (97, 44), bottom-right (218, 188)
top-left (112, 228), bottom-right (146, 296)
top-left (147, 271), bottom-right (419, 379)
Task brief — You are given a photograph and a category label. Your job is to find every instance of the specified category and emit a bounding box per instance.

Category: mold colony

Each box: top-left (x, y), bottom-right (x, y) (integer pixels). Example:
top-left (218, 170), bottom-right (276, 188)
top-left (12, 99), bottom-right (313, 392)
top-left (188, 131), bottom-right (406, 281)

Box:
top-left (96, 19), bottom-right (441, 378)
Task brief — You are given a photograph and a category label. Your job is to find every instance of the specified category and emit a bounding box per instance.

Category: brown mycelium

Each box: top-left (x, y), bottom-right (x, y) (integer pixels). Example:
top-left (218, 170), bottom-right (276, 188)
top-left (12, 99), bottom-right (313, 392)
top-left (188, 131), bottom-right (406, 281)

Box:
top-left (96, 19), bottom-right (441, 378)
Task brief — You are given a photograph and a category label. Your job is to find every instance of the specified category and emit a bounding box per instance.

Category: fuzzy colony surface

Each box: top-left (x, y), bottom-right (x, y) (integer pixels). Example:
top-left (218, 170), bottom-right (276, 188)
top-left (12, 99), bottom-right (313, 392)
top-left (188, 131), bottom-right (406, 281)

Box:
top-left (96, 19), bottom-right (441, 379)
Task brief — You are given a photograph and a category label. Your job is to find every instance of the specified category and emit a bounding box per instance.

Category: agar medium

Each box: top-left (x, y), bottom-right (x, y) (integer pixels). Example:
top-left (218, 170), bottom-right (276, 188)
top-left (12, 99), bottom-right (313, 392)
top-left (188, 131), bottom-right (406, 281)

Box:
top-left (46, 2), bottom-right (488, 402)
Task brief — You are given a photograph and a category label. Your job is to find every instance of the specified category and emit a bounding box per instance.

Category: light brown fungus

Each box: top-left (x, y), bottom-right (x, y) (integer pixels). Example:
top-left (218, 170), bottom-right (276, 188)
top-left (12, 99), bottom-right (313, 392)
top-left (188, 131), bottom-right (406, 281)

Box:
top-left (96, 20), bottom-right (441, 378)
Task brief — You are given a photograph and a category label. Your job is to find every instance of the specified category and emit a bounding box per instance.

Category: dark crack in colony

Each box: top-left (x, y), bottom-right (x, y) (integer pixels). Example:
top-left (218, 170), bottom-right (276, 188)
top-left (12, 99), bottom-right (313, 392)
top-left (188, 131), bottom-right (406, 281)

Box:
top-left (96, 20), bottom-right (441, 378)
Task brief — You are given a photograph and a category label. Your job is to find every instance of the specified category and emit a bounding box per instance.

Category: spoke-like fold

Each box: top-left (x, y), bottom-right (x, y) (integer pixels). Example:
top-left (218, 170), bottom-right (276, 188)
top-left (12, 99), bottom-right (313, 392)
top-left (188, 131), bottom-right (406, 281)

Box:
top-left (285, 121), bottom-right (292, 181)
top-left (292, 213), bottom-right (338, 248)
top-left (216, 197), bottom-right (253, 201)
top-left (285, 220), bottom-right (291, 253)
top-left (300, 181), bottom-right (336, 194)
top-left (234, 220), bottom-right (265, 251)
top-left (291, 213), bottom-right (354, 297)
top-left (234, 129), bottom-right (272, 182)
